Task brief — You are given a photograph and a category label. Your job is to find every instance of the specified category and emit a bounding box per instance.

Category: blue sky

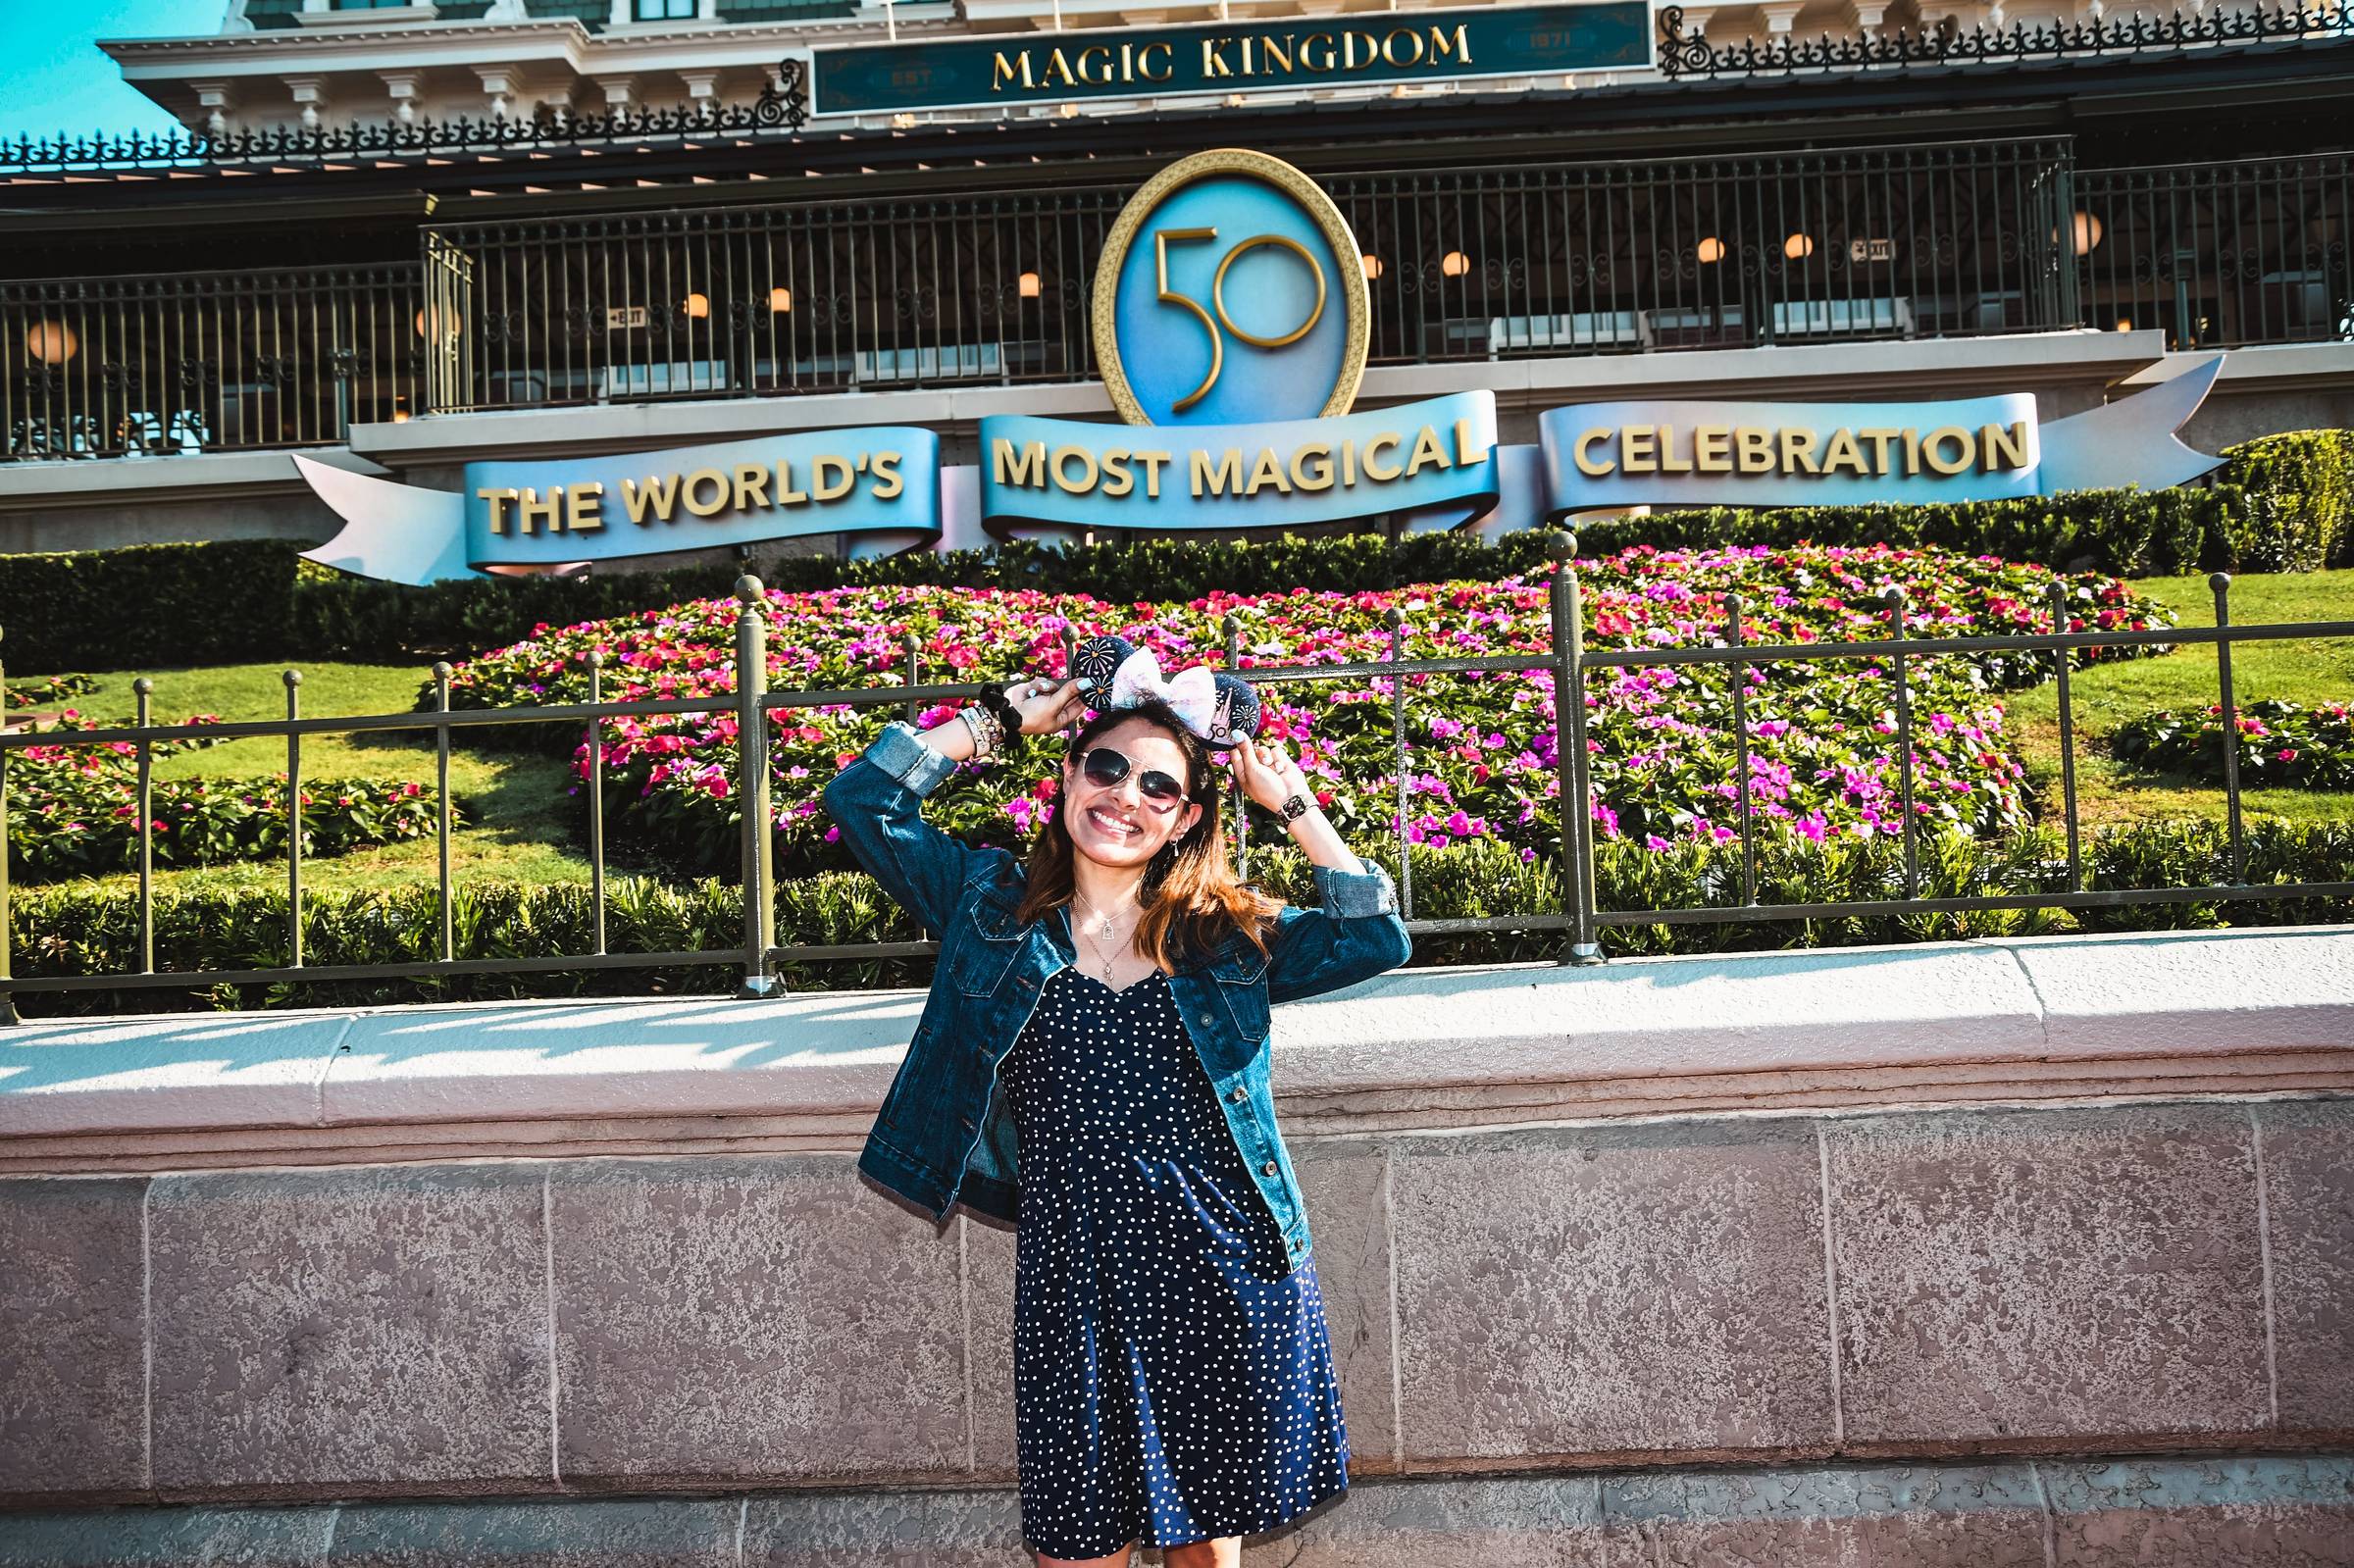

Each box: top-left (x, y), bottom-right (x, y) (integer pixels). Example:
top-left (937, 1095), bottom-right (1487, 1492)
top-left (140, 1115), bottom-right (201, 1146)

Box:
top-left (0, 0), bottom-right (208, 140)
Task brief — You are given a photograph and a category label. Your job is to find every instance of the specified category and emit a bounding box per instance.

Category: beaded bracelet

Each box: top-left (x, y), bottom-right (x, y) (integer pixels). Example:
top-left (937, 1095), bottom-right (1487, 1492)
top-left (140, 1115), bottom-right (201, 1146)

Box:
top-left (957, 704), bottom-right (1002, 759)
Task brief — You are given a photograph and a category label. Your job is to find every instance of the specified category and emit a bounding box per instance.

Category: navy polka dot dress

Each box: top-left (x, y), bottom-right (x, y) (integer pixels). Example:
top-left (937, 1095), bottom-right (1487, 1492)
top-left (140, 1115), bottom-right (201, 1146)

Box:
top-left (998, 943), bottom-right (1349, 1560)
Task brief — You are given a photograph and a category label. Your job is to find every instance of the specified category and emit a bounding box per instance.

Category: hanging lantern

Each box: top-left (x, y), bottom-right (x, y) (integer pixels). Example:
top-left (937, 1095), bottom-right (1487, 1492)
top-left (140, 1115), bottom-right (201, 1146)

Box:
top-left (26, 322), bottom-right (77, 365)
top-left (1696, 236), bottom-right (1726, 265)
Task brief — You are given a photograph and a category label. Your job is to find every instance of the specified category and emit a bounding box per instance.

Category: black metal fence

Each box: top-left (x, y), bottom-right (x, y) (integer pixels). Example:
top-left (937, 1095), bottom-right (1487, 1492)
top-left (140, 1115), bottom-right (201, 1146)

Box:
top-left (2, 264), bottom-right (423, 462)
top-left (2075, 153), bottom-right (2354, 347)
top-left (3, 536), bottom-right (2348, 1017)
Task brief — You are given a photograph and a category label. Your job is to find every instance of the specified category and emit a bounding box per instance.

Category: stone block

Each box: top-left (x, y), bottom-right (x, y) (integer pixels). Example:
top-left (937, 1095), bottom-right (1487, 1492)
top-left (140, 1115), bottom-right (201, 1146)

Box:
top-left (1826, 1105), bottom-right (2271, 1445)
top-left (743, 1487), bottom-right (1026, 1566)
top-left (549, 1154), bottom-right (966, 1484)
top-left (0, 1177), bottom-right (148, 1498)
top-left (146, 1165), bottom-right (551, 1492)
top-left (1608, 1462), bottom-right (2049, 1566)
top-left (0, 1505), bottom-right (332, 1566)
top-left (964, 1215), bottom-right (1017, 1481)
top-left (328, 1497), bottom-right (737, 1566)
top-left (1290, 1142), bottom-right (1397, 1474)
top-left (1246, 1474), bottom-right (1635, 1566)
top-left (2258, 1098), bottom-right (2354, 1436)
top-left (2046, 1454), bottom-right (2354, 1566)
top-left (1390, 1120), bottom-right (1834, 1462)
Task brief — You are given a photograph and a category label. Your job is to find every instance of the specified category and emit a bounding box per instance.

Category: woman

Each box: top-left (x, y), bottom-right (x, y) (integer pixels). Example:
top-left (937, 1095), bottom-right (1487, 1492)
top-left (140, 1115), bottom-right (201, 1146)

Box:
top-left (821, 658), bottom-right (1412, 1568)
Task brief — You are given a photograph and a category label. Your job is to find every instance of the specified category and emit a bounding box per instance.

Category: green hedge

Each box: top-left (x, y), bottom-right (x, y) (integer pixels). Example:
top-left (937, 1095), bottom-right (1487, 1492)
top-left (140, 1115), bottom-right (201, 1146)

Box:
top-left (0, 539), bottom-right (299, 676)
top-left (2220, 430), bottom-right (2354, 572)
top-left (2, 458), bottom-right (2339, 678)
top-left (13, 818), bottom-right (2348, 1017)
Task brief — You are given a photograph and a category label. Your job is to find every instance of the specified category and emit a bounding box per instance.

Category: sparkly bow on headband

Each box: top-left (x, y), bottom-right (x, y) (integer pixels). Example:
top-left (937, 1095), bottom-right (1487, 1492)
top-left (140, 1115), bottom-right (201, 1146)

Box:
top-left (1070, 634), bottom-right (1264, 750)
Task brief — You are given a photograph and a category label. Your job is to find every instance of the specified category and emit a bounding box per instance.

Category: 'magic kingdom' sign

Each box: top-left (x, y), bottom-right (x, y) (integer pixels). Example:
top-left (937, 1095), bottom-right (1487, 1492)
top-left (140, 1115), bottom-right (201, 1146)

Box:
top-left (809, 3), bottom-right (1655, 117)
top-left (298, 148), bottom-right (2224, 584)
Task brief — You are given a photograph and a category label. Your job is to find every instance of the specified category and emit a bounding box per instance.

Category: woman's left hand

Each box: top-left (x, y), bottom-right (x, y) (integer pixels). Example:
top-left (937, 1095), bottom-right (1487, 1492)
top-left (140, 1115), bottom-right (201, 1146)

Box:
top-left (1231, 735), bottom-right (1315, 815)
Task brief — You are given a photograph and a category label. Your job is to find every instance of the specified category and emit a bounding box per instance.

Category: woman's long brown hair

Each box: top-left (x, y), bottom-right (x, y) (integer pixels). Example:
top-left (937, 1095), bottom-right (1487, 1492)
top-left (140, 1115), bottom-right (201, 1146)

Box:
top-left (1010, 697), bottom-right (1286, 970)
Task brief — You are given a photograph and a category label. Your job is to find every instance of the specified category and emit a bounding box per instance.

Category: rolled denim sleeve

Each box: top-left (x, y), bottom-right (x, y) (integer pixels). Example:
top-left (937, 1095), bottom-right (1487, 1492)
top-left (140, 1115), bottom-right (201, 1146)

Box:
top-left (1264, 851), bottom-right (1413, 1006)
top-left (820, 718), bottom-right (1003, 934)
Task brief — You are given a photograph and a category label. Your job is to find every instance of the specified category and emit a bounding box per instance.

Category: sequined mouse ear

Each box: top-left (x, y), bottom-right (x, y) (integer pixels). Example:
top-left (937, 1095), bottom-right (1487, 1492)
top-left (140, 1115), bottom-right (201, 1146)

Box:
top-left (1070, 633), bottom-right (1136, 696)
top-left (1203, 673), bottom-right (1263, 750)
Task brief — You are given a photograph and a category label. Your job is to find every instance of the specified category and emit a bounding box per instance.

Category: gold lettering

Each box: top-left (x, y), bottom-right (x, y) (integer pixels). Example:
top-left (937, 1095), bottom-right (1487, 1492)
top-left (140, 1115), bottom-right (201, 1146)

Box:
top-left (618, 475), bottom-right (679, 525)
top-left (1983, 420), bottom-right (2030, 472)
top-left (1340, 437), bottom-right (1357, 487)
top-left (1193, 447), bottom-right (1245, 496)
top-left (1382, 26), bottom-right (1423, 66)
top-left (1453, 417), bottom-right (1489, 467)
top-left (1246, 446), bottom-right (1292, 496)
top-left (775, 460), bottom-right (809, 505)
top-left (565, 481), bottom-right (604, 533)
top-left (870, 451), bottom-right (904, 501)
top-left (1050, 444), bottom-right (1099, 494)
top-left (991, 50), bottom-right (1035, 92)
top-left (994, 438), bottom-right (1048, 489)
top-left (1300, 31), bottom-right (1335, 71)
top-left (1658, 425), bottom-right (1693, 475)
top-left (516, 485), bottom-right (561, 536)
top-left (1923, 427), bottom-right (1975, 476)
top-left (1427, 22), bottom-right (1471, 63)
top-left (476, 486), bottom-right (519, 534)
top-left (1820, 428), bottom-right (1868, 476)
top-left (1573, 428), bottom-right (1615, 477)
top-left (1621, 426), bottom-right (1658, 475)
top-left (1901, 428), bottom-right (1921, 477)
top-left (681, 468), bottom-right (731, 518)
top-left (1260, 34), bottom-right (1293, 73)
top-left (1406, 424), bottom-right (1450, 477)
top-left (1100, 450), bottom-right (1134, 498)
top-left (1859, 428), bottom-right (1903, 475)
top-left (1778, 428), bottom-right (1820, 475)
top-left (1734, 427), bottom-right (1775, 474)
top-left (1202, 37), bottom-right (1233, 77)
top-left (811, 455), bottom-right (856, 502)
top-left (732, 462), bottom-right (770, 512)
top-left (1291, 441), bottom-right (1334, 491)
top-left (1139, 41), bottom-right (1173, 80)
top-left (1135, 450), bottom-right (1172, 498)
top-left (1075, 46), bottom-right (1112, 85)
top-left (1344, 29), bottom-right (1378, 69)
top-left (1694, 427), bottom-right (1732, 474)
top-left (1361, 431), bottom-right (1404, 481)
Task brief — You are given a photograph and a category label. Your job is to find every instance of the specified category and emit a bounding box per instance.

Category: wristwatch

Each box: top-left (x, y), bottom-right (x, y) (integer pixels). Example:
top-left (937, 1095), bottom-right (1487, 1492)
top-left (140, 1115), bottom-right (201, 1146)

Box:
top-left (1278, 791), bottom-right (1313, 824)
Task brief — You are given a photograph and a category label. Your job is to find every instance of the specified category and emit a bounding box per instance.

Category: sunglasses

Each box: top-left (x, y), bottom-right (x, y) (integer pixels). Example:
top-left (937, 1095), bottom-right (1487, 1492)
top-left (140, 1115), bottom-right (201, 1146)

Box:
top-left (1078, 746), bottom-right (1190, 807)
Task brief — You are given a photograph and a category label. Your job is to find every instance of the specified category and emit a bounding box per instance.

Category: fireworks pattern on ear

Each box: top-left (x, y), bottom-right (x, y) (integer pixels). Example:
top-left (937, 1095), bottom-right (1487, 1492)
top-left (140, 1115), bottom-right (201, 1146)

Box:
top-left (1071, 633), bottom-right (1138, 697)
top-left (1205, 673), bottom-right (1264, 750)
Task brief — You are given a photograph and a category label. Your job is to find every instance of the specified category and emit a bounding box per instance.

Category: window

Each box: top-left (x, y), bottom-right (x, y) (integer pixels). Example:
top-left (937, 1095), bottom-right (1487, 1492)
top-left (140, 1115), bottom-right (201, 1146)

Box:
top-left (634, 0), bottom-right (696, 18)
top-left (333, 0), bottom-right (412, 9)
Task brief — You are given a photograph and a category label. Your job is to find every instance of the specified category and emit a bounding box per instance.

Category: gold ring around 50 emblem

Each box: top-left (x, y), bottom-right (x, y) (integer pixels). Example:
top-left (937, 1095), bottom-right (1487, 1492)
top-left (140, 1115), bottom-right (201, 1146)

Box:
top-left (1091, 147), bottom-right (1370, 427)
top-left (1213, 233), bottom-right (1327, 350)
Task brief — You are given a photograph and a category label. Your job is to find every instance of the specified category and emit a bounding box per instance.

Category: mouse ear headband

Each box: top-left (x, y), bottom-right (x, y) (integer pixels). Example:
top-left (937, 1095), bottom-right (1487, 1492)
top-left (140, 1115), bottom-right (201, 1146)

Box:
top-left (1070, 633), bottom-right (1263, 752)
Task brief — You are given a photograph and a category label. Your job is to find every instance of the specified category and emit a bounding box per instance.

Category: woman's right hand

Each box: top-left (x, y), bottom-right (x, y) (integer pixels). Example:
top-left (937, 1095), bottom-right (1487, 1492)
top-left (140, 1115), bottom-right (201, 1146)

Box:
top-left (1007, 677), bottom-right (1089, 736)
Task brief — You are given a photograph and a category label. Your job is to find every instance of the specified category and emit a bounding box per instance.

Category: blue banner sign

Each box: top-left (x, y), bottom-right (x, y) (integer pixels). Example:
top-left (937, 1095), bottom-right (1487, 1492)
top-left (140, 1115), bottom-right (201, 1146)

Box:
top-left (810, 2), bottom-right (1653, 117)
top-left (978, 391), bottom-right (1500, 538)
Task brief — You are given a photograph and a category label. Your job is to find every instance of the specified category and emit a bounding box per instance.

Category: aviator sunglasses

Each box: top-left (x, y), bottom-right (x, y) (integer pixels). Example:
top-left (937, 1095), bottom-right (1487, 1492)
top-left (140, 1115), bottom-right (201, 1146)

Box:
top-left (1077, 746), bottom-right (1190, 807)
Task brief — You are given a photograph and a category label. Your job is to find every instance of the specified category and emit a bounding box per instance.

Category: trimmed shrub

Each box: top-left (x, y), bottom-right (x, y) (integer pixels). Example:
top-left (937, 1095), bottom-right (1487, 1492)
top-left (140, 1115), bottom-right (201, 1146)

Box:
top-left (0, 538), bottom-right (299, 675)
top-left (2113, 697), bottom-right (2354, 790)
top-left (2221, 430), bottom-right (2354, 571)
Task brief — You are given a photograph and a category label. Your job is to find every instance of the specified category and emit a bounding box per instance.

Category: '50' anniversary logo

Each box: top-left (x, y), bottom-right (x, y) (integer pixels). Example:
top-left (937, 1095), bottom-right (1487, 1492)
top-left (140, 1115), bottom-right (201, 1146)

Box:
top-left (1091, 148), bottom-right (1371, 427)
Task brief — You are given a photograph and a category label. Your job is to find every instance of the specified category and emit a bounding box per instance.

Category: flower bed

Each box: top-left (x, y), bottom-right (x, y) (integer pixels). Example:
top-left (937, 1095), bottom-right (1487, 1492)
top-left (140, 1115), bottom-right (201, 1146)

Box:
top-left (5, 673), bottom-right (96, 710)
top-left (435, 541), bottom-right (2175, 878)
top-left (8, 710), bottom-right (454, 882)
top-left (2112, 697), bottom-right (2354, 791)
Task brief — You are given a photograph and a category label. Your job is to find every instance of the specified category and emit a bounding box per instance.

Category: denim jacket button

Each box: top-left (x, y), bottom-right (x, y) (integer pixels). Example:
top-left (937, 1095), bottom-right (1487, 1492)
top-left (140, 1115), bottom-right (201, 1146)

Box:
top-left (1227, 1087), bottom-right (1246, 1103)
top-left (1260, 1160), bottom-right (1278, 1176)
top-left (1290, 1238), bottom-right (1304, 1251)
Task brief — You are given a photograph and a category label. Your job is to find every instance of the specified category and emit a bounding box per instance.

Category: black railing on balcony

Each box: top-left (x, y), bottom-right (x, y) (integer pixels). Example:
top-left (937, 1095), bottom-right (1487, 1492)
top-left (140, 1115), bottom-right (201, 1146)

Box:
top-left (2074, 154), bottom-right (2354, 348)
top-left (422, 137), bottom-right (2077, 414)
top-left (2, 264), bottom-right (424, 462)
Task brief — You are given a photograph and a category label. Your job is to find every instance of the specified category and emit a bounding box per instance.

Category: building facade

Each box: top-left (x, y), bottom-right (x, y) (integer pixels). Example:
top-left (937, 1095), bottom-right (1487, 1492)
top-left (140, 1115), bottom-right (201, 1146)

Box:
top-left (1, 0), bottom-right (2349, 559)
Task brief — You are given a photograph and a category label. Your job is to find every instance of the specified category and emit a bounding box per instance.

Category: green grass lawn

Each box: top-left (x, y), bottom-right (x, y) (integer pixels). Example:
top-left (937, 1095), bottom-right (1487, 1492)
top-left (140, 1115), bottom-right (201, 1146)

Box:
top-left (32, 661), bottom-right (599, 897)
top-left (2005, 567), bottom-right (2354, 831)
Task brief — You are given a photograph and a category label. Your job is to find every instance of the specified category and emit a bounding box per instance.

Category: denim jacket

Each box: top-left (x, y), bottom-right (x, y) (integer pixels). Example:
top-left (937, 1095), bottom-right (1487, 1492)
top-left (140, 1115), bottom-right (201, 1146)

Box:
top-left (820, 719), bottom-right (1412, 1277)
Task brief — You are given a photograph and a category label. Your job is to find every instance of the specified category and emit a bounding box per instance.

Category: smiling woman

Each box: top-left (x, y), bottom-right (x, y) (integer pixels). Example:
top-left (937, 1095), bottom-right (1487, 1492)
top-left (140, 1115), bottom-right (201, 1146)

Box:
top-left (819, 660), bottom-right (1411, 1568)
